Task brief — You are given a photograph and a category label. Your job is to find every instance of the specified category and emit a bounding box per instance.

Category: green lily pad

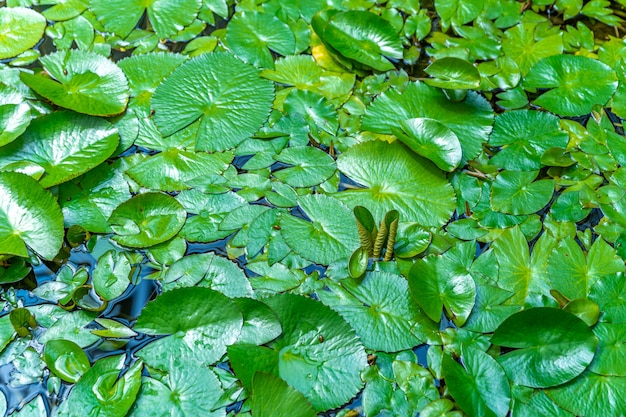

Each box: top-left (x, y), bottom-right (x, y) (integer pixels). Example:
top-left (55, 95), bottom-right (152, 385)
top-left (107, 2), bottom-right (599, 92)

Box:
top-left (464, 285), bottom-right (521, 333)
top-left (280, 194), bottom-right (360, 265)
top-left (162, 252), bottom-right (254, 298)
top-left (524, 55), bottom-right (618, 116)
top-left (108, 192), bottom-right (187, 248)
top-left (263, 294), bottom-right (368, 411)
top-left (134, 287), bottom-right (243, 368)
top-left (443, 348), bottom-right (511, 417)
top-left (55, 355), bottom-right (142, 417)
top-left (318, 272), bottom-right (438, 352)
top-left (0, 111), bottom-right (119, 188)
top-left (547, 236), bottom-right (624, 300)
top-left (43, 339), bottom-right (91, 384)
top-left (90, 0), bottom-right (202, 39)
top-left (151, 52), bottom-right (274, 151)
top-left (313, 10), bottom-right (403, 71)
top-left (488, 110), bottom-right (569, 171)
top-left (130, 362), bottom-right (224, 417)
top-left (490, 170), bottom-right (555, 215)
top-left (273, 146), bottom-right (336, 187)
top-left (91, 250), bottom-right (132, 301)
top-left (589, 322), bottom-right (626, 376)
top-left (234, 298), bottom-right (283, 345)
top-left (362, 82), bottom-right (493, 162)
top-left (0, 83), bottom-right (31, 147)
top-left (20, 50), bottom-right (129, 116)
top-left (502, 22), bottom-right (563, 75)
top-left (0, 7), bottom-right (46, 60)
top-left (226, 11), bottom-right (296, 68)
top-left (0, 171), bottom-right (64, 260)
top-left (424, 57), bottom-right (481, 90)
top-left (491, 307), bottom-right (598, 388)
top-left (335, 140), bottom-right (456, 227)
top-left (409, 241), bottom-right (477, 327)
top-left (546, 371), bottom-right (626, 417)
top-left (251, 372), bottom-right (317, 417)
top-left (393, 118), bottom-right (463, 172)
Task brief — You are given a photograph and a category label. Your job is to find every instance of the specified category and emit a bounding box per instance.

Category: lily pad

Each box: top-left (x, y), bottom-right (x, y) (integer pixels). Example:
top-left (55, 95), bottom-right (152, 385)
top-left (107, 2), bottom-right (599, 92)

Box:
top-left (234, 298), bottom-right (283, 345)
top-left (108, 192), bottom-right (187, 248)
top-left (361, 81), bottom-right (494, 162)
top-left (524, 55), bottom-right (618, 116)
top-left (273, 146), bottom-right (336, 187)
top-left (424, 57), bottom-right (481, 90)
top-left (318, 272), bottom-right (438, 352)
top-left (443, 348), bottom-right (511, 417)
top-left (263, 293), bottom-right (368, 411)
top-left (251, 372), bottom-right (317, 417)
top-left (491, 308), bottom-right (598, 388)
top-left (90, 0), bottom-right (202, 39)
top-left (134, 287), bottom-right (243, 368)
top-left (43, 339), bottom-right (91, 384)
top-left (130, 362), bottom-right (224, 417)
top-left (55, 355), bottom-right (142, 417)
top-left (409, 241), bottom-right (477, 327)
top-left (313, 10), bottom-right (403, 71)
top-left (0, 171), bottom-right (64, 260)
top-left (151, 52), bottom-right (274, 151)
top-left (488, 110), bottom-right (569, 171)
top-left (0, 111), bottom-right (119, 188)
top-left (20, 50), bottom-right (129, 116)
top-left (0, 83), bottom-right (31, 147)
top-left (0, 7), bottom-right (46, 60)
top-left (335, 140), bottom-right (456, 227)
top-left (226, 11), bottom-right (296, 68)
top-left (393, 118), bottom-right (463, 172)
top-left (490, 170), bottom-right (555, 215)
top-left (280, 194), bottom-right (360, 265)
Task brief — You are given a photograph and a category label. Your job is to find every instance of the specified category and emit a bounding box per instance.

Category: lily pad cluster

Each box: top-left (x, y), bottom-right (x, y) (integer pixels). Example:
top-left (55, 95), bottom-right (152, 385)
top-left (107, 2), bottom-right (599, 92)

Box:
top-left (1, 1), bottom-right (626, 416)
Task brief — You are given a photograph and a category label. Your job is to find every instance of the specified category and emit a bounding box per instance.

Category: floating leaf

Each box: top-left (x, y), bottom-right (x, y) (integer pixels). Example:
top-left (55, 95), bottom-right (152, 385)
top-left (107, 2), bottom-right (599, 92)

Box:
top-left (424, 57), bottom-right (481, 90)
top-left (0, 7), bottom-right (46, 60)
top-left (589, 322), bottom-right (626, 376)
top-left (226, 11), bottom-right (296, 68)
top-left (251, 372), bottom-right (317, 417)
top-left (362, 82), bottom-right (493, 162)
top-left (502, 22), bottom-right (563, 75)
top-left (273, 146), bottom-right (336, 188)
top-left (151, 52), bottom-right (274, 151)
top-left (0, 171), bottom-right (63, 260)
top-left (43, 339), bottom-right (91, 384)
top-left (492, 308), bottom-right (598, 388)
top-left (524, 55), bottom-right (618, 116)
top-left (263, 294), bottom-right (367, 412)
top-left (20, 50), bottom-right (129, 116)
top-left (409, 241), bottom-right (477, 327)
top-left (235, 298), bottom-right (282, 345)
top-left (319, 272), bottom-right (438, 352)
top-left (135, 287), bottom-right (243, 368)
top-left (443, 348), bottom-right (511, 417)
top-left (0, 111), bottom-right (119, 188)
top-left (313, 10), bottom-right (403, 71)
top-left (490, 170), bottom-right (554, 215)
top-left (55, 355), bottom-right (142, 417)
top-left (108, 192), bottom-right (186, 248)
top-left (394, 117), bottom-right (463, 172)
top-left (335, 140), bottom-right (456, 227)
top-left (90, 0), bottom-right (202, 39)
top-left (0, 83), bottom-right (31, 147)
top-left (280, 194), bottom-right (360, 265)
top-left (488, 110), bottom-right (569, 171)
top-left (92, 250), bottom-right (132, 301)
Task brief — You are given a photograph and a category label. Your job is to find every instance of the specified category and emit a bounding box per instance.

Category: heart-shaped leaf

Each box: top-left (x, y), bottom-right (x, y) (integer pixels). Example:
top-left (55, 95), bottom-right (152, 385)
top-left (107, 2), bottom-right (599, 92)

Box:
top-left (0, 7), bottom-right (46, 59)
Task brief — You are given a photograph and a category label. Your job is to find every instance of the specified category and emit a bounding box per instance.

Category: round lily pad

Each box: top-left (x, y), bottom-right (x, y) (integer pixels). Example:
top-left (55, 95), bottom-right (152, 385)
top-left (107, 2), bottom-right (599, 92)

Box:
top-left (43, 339), bottom-right (91, 383)
top-left (108, 192), bottom-right (186, 248)
top-left (279, 194), bottom-right (360, 265)
top-left (251, 372), bottom-right (317, 417)
top-left (524, 55), bottom-right (618, 116)
top-left (0, 111), bottom-right (119, 188)
top-left (335, 140), bottom-right (456, 227)
top-left (263, 293), bottom-right (368, 412)
top-left (20, 50), bottom-right (129, 116)
top-left (0, 171), bottom-right (64, 261)
top-left (318, 272), bottom-right (439, 352)
top-left (0, 83), bottom-right (31, 147)
top-left (491, 307), bottom-right (598, 388)
top-left (424, 57), bottom-right (481, 90)
top-left (490, 170), bottom-right (555, 215)
top-left (361, 81), bottom-right (494, 162)
top-left (151, 52), bottom-right (274, 152)
top-left (0, 7), bottom-right (46, 60)
top-left (273, 146), bottom-right (336, 187)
